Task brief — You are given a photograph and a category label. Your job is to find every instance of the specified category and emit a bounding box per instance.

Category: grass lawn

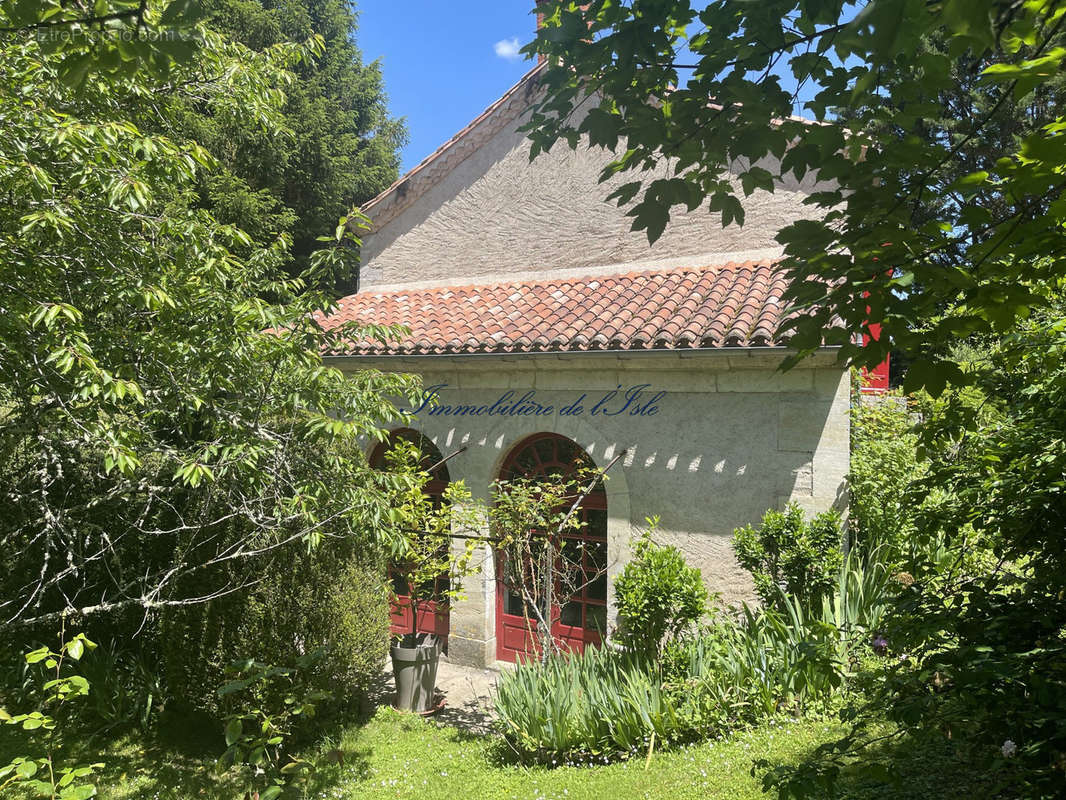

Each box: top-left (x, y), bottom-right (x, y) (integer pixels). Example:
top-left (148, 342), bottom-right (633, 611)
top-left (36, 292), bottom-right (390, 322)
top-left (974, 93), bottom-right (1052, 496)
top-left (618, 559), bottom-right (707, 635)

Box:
top-left (1, 706), bottom-right (993, 800)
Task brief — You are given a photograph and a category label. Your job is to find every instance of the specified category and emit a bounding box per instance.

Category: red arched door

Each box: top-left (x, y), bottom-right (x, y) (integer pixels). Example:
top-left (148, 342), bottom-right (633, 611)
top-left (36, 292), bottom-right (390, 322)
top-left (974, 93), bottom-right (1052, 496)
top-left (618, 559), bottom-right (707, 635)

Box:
top-left (370, 428), bottom-right (451, 643)
top-left (495, 433), bottom-right (608, 663)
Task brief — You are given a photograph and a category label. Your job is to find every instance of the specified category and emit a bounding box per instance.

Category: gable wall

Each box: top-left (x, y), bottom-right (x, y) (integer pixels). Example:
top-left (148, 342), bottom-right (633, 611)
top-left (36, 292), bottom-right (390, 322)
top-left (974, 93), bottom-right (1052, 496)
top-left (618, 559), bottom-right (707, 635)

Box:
top-left (358, 114), bottom-right (823, 288)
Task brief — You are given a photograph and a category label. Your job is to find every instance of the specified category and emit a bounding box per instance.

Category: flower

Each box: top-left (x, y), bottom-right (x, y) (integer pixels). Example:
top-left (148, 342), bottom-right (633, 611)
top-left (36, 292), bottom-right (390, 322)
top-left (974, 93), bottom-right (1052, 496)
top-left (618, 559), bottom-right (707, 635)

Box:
top-left (872, 634), bottom-right (889, 656)
top-left (1002, 739), bottom-right (1018, 758)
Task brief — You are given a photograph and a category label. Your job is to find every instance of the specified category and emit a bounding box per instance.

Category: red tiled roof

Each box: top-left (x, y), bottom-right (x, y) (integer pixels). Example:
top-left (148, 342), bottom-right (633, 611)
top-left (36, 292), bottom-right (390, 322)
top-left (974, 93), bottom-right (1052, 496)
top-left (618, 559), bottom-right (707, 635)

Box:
top-left (320, 260), bottom-right (794, 356)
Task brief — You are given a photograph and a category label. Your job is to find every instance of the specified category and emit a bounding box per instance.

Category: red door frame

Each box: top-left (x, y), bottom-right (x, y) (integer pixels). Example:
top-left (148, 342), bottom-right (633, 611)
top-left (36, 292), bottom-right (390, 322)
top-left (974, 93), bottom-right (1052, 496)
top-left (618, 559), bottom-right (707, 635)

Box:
top-left (495, 433), bottom-right (608, 663)
top-left (370, 428), bottom-right (451, 642)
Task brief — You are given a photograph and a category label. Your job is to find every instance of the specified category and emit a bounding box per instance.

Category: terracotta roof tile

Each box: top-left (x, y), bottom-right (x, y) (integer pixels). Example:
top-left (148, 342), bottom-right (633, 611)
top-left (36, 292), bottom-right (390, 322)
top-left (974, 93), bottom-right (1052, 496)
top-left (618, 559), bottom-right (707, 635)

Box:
top-left (319, 260), bottom-right (801, 356)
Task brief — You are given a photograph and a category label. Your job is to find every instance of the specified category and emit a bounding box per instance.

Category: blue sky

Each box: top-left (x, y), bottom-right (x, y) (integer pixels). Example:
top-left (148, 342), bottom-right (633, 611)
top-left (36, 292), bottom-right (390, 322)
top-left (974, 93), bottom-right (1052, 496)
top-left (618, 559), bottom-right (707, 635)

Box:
top-left (355, 1), bottom-right (540, 174)
top-left (353, 3), bottom-right (862, 175)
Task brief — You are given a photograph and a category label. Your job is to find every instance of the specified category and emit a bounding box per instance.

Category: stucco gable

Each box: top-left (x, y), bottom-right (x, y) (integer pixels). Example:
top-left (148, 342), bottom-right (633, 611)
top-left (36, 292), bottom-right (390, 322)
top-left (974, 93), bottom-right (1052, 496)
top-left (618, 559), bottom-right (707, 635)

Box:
top-left (360, 62), bottom-right (548, 237)
top-left (357, 69), bottom-right (823, 289)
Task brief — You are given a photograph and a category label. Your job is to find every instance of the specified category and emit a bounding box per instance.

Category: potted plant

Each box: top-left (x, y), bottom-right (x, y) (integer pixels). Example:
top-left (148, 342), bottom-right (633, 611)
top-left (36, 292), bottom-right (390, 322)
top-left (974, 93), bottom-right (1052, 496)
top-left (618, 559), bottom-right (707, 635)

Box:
top-left (383, 441), bottom-right (482, 712)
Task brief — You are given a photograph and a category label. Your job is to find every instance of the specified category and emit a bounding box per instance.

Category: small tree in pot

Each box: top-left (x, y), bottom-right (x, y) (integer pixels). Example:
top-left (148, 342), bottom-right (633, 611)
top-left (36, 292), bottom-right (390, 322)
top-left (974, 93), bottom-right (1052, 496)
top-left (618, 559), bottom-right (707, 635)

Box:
top-left (381, 440), bottom-right (482, 712)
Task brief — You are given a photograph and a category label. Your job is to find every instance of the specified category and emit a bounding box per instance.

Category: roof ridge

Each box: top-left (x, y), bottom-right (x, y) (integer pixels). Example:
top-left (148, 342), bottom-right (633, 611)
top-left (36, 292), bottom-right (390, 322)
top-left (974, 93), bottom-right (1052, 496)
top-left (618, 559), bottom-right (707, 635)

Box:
top-left (348, 259), bottom-right (778, 300)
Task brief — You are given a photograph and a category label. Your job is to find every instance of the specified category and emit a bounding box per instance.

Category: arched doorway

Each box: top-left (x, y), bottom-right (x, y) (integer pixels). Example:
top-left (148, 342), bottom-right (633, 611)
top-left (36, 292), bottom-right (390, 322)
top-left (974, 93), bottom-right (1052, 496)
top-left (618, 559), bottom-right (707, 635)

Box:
top-left (495, 433), bottom-right (608, 662)
top-left (369, 428), bottom-right (451, 643)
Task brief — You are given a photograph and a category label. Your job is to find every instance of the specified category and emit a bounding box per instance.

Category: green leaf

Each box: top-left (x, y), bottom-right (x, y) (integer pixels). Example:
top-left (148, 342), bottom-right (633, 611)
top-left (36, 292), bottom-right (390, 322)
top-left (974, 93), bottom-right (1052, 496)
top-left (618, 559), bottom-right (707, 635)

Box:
top-left (58, 785), bottom-right (97, 800)
top-left (56, 53), bottom-right (94, 89)
top-left (942, 0), bottom-right (995, 48)
top-left (159, 0), bottom-right (202, 25)
top-left (950, 170), bottom-right (989, 192)
top-left (24, 647), bottom-right (50, 664)
top-left (224, 718), bottom-right (242, 746)
top-left (153, 36), bottom-right (198, 65)
top-left (66, 638), bottom-right (84, 661)
top-left (901, 358), bottom-right (962, 397)
top-left (16, 760), bottom-right (38, 779)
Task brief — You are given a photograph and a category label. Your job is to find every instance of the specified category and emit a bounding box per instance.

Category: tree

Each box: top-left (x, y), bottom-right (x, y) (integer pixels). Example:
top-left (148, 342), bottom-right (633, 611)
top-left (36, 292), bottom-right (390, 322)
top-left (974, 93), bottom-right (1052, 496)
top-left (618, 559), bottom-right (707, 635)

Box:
top-left (759, 293), bottom-right (1066, 798)
top-left (157, 0), bottom-right (406, 285)
top-left (524, 0), bottom-right (1066, 395)
top-left (0, 2), bottom-right (415, 630)
top-left (378, 439), bottom-right (483, 647)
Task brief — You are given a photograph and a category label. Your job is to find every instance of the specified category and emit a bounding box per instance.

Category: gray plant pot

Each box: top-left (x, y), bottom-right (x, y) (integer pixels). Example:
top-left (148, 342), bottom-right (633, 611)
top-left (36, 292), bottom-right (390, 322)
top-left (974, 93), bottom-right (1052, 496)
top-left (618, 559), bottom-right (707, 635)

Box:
top-left (390, 634), bottom-right (442, 713)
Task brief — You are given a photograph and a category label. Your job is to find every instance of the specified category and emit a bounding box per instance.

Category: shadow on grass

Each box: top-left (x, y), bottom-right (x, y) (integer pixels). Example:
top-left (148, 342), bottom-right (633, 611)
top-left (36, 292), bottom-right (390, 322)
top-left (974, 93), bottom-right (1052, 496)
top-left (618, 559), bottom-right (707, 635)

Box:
top-left (0, 694), bottom-right (383, 800)
top-left (431, 699), bottom-right (495, 736)
top-left (756, 724), bottom-right (999, 800)
top-left (0, 718), bottom-right (242, 800)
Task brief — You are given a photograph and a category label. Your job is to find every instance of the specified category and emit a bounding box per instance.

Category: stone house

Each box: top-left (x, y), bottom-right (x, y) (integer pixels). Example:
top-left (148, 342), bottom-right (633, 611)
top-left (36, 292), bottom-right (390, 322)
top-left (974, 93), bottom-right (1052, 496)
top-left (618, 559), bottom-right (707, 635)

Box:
top-left (320, 61), bottom-right (875, 667)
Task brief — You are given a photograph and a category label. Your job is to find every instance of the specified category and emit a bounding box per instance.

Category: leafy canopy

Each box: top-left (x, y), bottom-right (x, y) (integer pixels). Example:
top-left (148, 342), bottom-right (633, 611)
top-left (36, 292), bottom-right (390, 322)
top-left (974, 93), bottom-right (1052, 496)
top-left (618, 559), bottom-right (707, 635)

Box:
top-left (525, 0), bottom-right (1066, 394)
top-left (0, 1), bottom-right (415, 626)
top-left (762, 291), bottom-right (1066, 798)
top-left (161, 0), bottom-right (406, 284)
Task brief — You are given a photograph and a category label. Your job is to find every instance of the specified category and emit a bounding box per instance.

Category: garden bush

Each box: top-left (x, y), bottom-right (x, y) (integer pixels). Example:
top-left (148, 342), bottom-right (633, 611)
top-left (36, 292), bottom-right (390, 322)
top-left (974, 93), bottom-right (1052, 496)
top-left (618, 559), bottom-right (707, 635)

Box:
top-left (666, 552), bottom-right (891, 730)
top-left (733, 503), bottom-right (844, 613)
top-left (161, 538), bottom-right (389, 717)
top-left (495, 535), bottom-right (895, 765)
top-left (73, 637), bottom-right (164, 734)
top-left (0, 621), bottom-right (165, 736)
top-left (1, 635), bottom-right (105, 799)
top-left (848, 389), bottom-right (923, 562)
top-left (614, 519), bottom-right (707, 659)
top-left (216, 653), bottom-right (332, 798)
top-left (494, 646), bottom-right (683, 763)
top-left (494, 607), bottom-right (842, 764)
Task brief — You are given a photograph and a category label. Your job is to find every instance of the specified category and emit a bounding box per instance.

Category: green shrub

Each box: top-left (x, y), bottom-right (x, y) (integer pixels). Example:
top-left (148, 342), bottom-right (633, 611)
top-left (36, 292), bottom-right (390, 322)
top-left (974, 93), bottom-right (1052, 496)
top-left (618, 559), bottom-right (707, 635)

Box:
top-left (663, 604), bottom-right (841, 727)
top-left (1, 635), bottom-right (104, 800)
top-left (614, 519), bottom-right (707, 659)
top-left (74, 637), bottom-right (164, 733)
top-left (732, 503), bottom-right (844, 613)
top-left (216, 653), bottom-right (330, 799)
top-left (849, 390), bottom-right (923, 562)
top-left (494, 647), bottom-right (682, 763)
top-left (664, 549), bottom-right (891, 727)
top-left (821, 546), bottom-right (891, 641)
top-left (494, 546), bottom-right (894, 766)
top-left (161, 539), bottom-right (389, 717)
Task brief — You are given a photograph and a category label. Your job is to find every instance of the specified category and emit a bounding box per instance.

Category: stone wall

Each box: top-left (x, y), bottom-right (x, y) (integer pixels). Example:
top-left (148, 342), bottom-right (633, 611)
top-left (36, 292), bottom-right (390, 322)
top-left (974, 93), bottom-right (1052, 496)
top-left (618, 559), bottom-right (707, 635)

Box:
top-left (336, 349), bottom-right (850, 666)
top-left (357, 112), bottom-right (822, 289)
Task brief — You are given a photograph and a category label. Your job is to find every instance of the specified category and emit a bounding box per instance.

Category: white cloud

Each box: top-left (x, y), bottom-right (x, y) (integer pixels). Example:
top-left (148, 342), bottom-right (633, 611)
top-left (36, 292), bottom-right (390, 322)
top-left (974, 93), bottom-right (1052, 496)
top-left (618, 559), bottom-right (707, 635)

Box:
top-left (493, 36), bottom-right (522, 62)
